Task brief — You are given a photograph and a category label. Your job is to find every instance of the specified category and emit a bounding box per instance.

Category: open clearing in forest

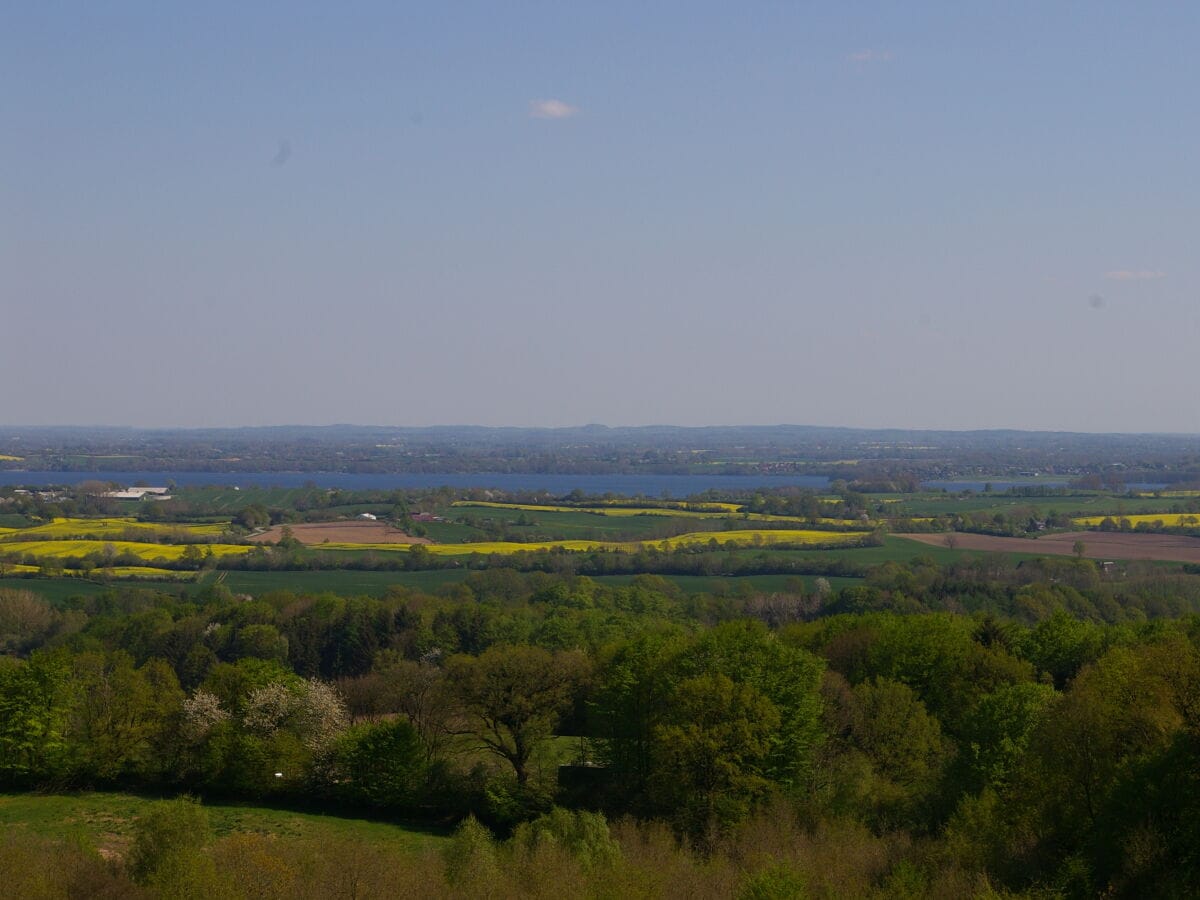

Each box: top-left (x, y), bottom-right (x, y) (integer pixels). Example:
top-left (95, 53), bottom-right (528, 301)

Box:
top-left (249, 521), bottom-right (431, 545)
top-left (900, 530), bottom-right (1200, 563)
top-left (0, 792), bottom-right (445, 861)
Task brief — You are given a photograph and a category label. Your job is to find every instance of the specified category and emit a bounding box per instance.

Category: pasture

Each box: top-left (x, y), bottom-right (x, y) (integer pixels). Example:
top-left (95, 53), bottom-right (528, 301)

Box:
top-left (451, 500), bottom-right (863, 527)
top-left (901, 530), bottom-right (1200, 564)
top-left (212, 569), bottom-right (472, 596)
top-left (0, 792), bottom-right (445, 861)
top-left (882, 492), bottom-right (1195, 518)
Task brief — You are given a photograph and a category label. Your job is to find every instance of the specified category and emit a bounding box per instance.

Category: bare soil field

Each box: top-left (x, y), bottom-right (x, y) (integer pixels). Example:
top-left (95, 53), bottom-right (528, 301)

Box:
top-left (249, 521), bottom-right (430, 545)
top-left (899, 530), bottom-right (1200, 564)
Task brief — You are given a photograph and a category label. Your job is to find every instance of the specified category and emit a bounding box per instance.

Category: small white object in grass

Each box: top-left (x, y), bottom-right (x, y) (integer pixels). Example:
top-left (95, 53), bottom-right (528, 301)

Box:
top-left (275, 772), bottom-right (283, 778)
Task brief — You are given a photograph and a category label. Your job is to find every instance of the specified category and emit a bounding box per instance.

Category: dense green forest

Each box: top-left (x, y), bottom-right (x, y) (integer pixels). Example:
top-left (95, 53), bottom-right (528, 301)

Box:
top-left (4, 550), bottom-right (1200, 898)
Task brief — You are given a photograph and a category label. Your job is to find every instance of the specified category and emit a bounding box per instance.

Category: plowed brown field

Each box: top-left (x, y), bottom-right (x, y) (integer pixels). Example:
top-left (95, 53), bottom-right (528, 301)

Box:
top-left (899, 531), bottom-right (1200, 563)
top-left (249, 521), bottom-right (430, 545)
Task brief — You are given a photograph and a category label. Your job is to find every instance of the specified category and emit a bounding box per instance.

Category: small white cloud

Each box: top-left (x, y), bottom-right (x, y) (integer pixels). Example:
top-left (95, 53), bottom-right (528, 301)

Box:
top-left (1104, 270), bottom-right (1166, 281)
top-left (529, 99), bottom-right (579, 119)
top-left (848, 49), bottom-right (893, 63)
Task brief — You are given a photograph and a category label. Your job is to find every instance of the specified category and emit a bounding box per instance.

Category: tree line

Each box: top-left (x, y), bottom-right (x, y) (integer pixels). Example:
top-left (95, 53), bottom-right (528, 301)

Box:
top-left (4, 559), bottom-right (1200, 895)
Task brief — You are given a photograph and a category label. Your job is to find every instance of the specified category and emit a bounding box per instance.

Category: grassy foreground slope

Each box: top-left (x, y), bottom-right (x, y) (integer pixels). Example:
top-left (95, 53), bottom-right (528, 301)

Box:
top-left (0, 792), bottom-right (445, 858)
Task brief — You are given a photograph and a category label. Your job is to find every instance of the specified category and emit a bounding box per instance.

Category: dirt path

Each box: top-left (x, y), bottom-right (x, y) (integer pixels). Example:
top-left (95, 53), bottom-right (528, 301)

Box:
top-left (249, 521), bottom-right (431, 545)
top-left (898, 530), bottom-right (1200, 564)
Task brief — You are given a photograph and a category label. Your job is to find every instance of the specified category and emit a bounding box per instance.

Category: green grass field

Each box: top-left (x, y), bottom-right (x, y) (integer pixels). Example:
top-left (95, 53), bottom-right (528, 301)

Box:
top-left (883, 492), bottom-right (1195, 518)
top-left (0, 577), bottom-right (191, 604)
top-left (0, 792), bottom-right (445, 859)
top-left (173, 486), bottom-right (327, 513)
top-left (443, 504), bottom-right (693, 539)
top-left (740, 535), bottom-right (1088, 568)
top-left (211, 569), bottom-right (473, 596)
top-left (592, 573), bottom-right (864, 593)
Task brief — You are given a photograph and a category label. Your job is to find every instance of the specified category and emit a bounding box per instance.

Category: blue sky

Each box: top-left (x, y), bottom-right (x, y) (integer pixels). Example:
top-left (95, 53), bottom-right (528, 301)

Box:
top-left (3, 2), bottom-right (1197, 431)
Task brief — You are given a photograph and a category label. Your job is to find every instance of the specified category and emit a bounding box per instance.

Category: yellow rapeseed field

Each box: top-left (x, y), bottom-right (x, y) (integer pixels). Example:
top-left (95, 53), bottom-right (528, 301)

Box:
top-left (0, 517), bottom-right (230, 542)
top-left (1073, 513), bottom-right (1200, 528)
top-left (99, 566), bottom-right (198, 579)
top-left (1, 540), bottom-right (250, 561)
top-left (320, 528), bottom-right (868, 556)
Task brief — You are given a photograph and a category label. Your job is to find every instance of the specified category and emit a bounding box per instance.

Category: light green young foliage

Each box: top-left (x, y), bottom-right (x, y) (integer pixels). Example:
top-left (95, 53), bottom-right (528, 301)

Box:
top-left (127, 796), bottom-right (212, 884)
top-left (652, 672), bottom-right (781, 834)
top-left (442, 814), bottom-right (498, 887)
top-left (0, 651), bottom-right (71, 783)
top-left (511, 807), bottom-right (621, 871)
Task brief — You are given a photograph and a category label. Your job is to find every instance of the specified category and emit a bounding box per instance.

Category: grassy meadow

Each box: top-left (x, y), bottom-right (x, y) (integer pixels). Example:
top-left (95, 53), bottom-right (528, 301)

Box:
top-left (0, 792), bottom-right (445, 859)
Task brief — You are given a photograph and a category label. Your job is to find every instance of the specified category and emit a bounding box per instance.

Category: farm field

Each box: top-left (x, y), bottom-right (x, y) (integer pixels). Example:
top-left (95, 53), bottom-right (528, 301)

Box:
top-left (170, 486), bottom-right (325, 511)
top-left (1, 539), bottom-right (249, 562)
top-left (0, 792), bottom-right (445, 861)
top-left (212, 568), bottom-right (473, 596)
top-left (249, 521), bottom-right (430, 545)
top-left (592, 573), bottom-right (864, 594)
top-left (22, 499), bottom-right (1197, 587)
top-left (7, 528), bottom-right (1192, 605)
top-left (1073, 513), bottom-right (1200, 528)
top-left (0, 517), bottom-right (229, 541)
top-left (881, 492), bottom-right (1194, 518)
top-left (451, 500), bottom-right (865, 527)
top-left (0, 577), bottom-right (145, 603)
top-left (100, 566), bottom-right (195, 580)
top-left (444, 507), bottom-right (687, 540)
top-left (901, 530), bottom-right (1200, 563)
top-left (321, 528), bottom-right (870, 556)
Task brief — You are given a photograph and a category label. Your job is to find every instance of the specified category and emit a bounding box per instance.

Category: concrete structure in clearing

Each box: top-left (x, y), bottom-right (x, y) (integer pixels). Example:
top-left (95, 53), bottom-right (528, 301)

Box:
top-left (101, 487), bottom-right (173, 500)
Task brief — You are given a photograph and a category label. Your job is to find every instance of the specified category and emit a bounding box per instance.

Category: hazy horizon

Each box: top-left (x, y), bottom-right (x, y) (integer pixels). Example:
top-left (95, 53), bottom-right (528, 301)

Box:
top-left (2, 421), bottom-right (1199, 439)
top-left (5, 3), bottom-right (1198, 432)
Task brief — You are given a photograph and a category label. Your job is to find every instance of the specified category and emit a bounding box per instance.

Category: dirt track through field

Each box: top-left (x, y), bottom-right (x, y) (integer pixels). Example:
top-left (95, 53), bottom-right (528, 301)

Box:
top-left (249, 521), bottom-right (430, 545)
top-left (898, 531), bottom-right (1200, 564)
